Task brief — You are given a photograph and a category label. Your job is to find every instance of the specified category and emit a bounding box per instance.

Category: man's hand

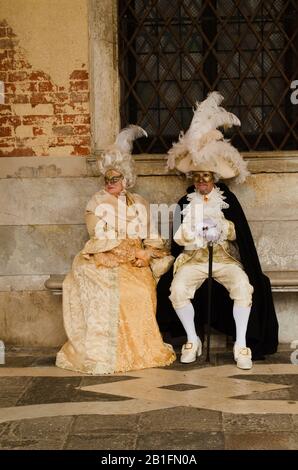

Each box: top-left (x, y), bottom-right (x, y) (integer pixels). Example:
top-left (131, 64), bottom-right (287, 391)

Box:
top-left (204, 226), bottom-right (221, 243)
top-left (203, 218), bottom-right (221, 243)
top-left (202, 218), bottom-right (217, 230)
top-left (202, 219), bottom-right (221, 243)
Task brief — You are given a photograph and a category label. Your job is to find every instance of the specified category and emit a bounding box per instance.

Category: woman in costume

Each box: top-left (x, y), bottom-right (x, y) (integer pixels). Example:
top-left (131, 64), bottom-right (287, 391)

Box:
top-left (56, 126), bottom-right (176, 374)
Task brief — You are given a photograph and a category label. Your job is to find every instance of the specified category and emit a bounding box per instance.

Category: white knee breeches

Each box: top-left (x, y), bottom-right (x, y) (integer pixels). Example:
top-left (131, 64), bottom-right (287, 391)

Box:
top-left (169, 261), bottom-right (253, 309)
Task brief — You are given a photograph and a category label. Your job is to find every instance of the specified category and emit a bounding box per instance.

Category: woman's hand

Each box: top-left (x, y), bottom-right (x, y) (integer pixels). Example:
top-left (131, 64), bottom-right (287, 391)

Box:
top-left (132, 258), bottom-right (150, 268)
top-left (133, 249), bottom-right (151, 268)
top-left (134, 249), bottom-right (151, 262)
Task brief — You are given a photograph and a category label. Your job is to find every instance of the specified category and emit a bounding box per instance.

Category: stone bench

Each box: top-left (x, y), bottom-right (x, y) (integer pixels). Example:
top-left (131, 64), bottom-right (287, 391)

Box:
top-left (264, 271), bottom-right (298, 292)
top-left (45, 271), bottom-right (298, 294)
top-left (45, 274), bottom-right (66, 295)
top-left (44, 271), bottom-right (298, 345)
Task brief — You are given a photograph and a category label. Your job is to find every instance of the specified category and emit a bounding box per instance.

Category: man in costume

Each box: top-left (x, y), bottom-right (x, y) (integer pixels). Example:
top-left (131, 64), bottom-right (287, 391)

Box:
top-left (157, 92), bottom-right (278, 369)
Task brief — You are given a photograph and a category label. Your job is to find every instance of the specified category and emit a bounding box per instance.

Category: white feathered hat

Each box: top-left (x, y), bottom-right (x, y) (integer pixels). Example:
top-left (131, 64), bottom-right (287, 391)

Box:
top-left (98, 125), bottom-right (147, 188)
top-left (167, 92), bottom-right (249, 183)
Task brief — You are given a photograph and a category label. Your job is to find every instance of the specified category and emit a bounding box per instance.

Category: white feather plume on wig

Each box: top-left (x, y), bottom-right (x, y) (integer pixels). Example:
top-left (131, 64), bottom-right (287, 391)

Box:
top-left (98, 125), bottom-right (147, 188)
top-left (167, 92), bottom-right (249, 183)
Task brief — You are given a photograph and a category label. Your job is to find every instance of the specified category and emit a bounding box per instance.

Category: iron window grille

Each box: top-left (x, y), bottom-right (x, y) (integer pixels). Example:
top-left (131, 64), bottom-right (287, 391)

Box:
top-left (118, 0), bottom-right (298, 153)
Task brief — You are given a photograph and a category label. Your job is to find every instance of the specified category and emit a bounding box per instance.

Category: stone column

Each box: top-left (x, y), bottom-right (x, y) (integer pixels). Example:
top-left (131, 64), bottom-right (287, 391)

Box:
top-left (88, 0), bottom-right (120, 154)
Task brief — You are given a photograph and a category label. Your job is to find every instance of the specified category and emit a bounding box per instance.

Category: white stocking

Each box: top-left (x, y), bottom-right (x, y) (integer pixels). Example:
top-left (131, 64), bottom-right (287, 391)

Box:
top-left (175, 303), bottom-right (198, 343)
top-left (233, 305), bottom-right (251, 348)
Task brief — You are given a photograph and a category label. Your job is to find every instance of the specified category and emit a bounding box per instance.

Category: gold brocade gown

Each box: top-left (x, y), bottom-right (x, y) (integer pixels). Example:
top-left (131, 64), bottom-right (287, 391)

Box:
top-left (56, 191), bottom-right (176, 375)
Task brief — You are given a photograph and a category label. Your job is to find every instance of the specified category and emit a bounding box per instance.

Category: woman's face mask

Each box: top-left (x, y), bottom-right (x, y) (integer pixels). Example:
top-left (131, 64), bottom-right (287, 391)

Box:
top-left (104, 175), bottom-right (123, 185)
top-left (104, 170), bottom-right (124, 196)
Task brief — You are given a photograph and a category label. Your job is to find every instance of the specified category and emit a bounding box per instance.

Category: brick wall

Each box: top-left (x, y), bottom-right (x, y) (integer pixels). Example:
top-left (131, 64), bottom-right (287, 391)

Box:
top-left (0, 20), bottom-right (91, 157)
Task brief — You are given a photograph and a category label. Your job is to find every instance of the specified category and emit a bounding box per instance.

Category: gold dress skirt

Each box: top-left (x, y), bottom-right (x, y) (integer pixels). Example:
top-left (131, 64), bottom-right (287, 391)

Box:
top-left (56, 239), bottom-right (176, 374)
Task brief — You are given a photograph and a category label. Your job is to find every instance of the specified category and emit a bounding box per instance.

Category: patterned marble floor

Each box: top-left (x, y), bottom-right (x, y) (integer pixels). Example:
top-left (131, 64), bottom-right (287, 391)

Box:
top-left (0, 346), bottom-right (297, 450)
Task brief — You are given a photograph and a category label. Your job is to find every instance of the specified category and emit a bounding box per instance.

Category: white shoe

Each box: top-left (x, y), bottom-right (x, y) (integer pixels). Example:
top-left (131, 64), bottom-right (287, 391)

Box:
top-left (180, 338), bottom-right (202, 363)
top-left (233, 344), bottom-right (252, 370)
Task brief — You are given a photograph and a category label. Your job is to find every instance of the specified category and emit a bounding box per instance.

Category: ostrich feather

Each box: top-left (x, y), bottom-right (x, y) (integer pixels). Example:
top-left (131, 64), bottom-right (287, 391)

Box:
top-left (167, 91), bottom-right (242, 173)
top-left (114, 125), bottom-right (147, 154)
top-left (185, 91), bottom-right (240, 146)
top-left (167, 131), bottom-right (188, 170)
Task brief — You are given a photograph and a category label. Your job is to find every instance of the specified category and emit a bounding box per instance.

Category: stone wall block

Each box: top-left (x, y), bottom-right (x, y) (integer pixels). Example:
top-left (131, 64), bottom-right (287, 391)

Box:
top-left (0, 225), bottom-right (88, 275)
top-left (0, 178), bottom-right (100, 225)
top-left (0, 291), bottom-right (66, 347)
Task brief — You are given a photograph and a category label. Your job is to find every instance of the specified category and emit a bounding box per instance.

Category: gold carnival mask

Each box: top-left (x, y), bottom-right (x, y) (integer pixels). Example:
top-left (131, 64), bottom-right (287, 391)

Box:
top-left (104, 175), bottom-right (124, 184)
top-left (192, 171), bottom-right (214, 183)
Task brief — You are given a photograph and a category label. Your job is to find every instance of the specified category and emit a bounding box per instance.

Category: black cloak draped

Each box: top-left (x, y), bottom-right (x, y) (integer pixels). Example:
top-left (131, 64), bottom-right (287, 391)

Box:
top-left (156, 182), bottom-right (279, 359)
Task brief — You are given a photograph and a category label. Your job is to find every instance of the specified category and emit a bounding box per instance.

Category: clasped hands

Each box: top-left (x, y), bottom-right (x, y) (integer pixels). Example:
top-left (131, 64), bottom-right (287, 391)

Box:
top-left (132, 248), bottom-right (151, 268)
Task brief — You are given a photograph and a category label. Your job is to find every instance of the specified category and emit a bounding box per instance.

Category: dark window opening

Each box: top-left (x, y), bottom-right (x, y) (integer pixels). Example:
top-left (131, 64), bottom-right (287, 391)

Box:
top-left (118, 0), bottom-right (298, 153)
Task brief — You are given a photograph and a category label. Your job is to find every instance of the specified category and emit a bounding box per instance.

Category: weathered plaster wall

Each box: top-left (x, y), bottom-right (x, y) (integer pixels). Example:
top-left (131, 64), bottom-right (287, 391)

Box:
top-left (0, 0), bottom-right (90, 156)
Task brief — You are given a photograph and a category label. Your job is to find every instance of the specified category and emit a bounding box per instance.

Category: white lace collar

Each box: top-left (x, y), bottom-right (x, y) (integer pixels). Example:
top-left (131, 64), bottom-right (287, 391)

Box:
top-left (186, 186), bottom-right (229, 209)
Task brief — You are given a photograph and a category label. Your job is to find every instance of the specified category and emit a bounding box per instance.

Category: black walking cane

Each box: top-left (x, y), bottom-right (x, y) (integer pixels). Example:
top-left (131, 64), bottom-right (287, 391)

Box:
top-left (206, 242), bottom-right (213, 362)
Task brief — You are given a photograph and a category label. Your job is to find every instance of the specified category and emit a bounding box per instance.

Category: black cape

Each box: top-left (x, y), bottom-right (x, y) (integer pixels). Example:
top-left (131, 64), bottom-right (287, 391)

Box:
top-left (156, 183), bottom-right (279, 360)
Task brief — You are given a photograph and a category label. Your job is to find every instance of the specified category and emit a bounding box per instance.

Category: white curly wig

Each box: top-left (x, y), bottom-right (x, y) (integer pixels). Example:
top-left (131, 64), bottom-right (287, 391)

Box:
top-left (98, 125), bottom-right (147, 188)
